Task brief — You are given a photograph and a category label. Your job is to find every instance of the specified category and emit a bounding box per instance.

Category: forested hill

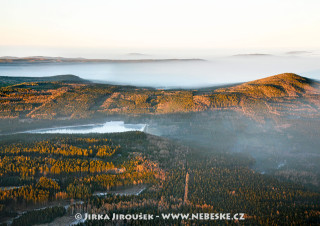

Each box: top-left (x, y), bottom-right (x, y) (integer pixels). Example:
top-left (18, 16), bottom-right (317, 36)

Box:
top-left (216, 73), bottom-right (318, 98)
top-left (0, 73), bottom-right (319, 120)
top-left (0, 74), bottom-right (88, 87)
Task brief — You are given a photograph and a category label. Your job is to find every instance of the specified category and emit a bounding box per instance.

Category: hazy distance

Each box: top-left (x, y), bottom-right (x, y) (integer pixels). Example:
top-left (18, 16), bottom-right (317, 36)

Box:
top-left (0, 53), bottom-right (320, 88)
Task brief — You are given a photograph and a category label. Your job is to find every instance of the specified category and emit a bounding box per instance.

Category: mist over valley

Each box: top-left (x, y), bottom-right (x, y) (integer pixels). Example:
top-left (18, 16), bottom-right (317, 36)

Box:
top-left (1, 54), bottom-right (320, 88)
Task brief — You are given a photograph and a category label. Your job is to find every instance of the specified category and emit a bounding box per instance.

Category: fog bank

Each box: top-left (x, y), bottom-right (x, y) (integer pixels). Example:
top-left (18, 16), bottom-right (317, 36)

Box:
top-left (0, 55), bottom-right (320, 88)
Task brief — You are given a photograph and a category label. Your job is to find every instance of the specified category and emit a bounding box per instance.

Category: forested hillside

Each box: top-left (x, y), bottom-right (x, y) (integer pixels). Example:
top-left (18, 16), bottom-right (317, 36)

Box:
top-left (0, 73), bottom-right (319, 123)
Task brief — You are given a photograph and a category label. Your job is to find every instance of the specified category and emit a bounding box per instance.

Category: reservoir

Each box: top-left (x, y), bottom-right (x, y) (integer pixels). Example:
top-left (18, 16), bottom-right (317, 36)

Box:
top-left (26, 121), bottom-right (147, 134)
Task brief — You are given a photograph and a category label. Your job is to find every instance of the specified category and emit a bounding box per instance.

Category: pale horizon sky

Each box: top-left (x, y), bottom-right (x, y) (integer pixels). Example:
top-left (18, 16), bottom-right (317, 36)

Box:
top-left (1, 0), bottom-right (320, 57)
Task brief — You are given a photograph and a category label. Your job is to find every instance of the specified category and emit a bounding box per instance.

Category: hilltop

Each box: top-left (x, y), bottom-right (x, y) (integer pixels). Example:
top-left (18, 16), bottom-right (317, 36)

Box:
top-left (216, 73), bottom-right (319, 98)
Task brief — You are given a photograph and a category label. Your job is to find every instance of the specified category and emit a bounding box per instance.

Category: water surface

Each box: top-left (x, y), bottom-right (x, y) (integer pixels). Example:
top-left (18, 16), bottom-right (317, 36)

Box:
top-left (26, 121), bottom-right (147, 134)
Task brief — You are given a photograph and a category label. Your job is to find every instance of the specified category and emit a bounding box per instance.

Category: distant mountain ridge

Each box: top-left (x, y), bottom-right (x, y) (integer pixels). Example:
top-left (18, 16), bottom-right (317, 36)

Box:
top-left (231, 53), bottom-right (274, 57)
top-left (0, 56), bottom-right (205, 64)
top-left (126, 53), bottom-right (151, 56)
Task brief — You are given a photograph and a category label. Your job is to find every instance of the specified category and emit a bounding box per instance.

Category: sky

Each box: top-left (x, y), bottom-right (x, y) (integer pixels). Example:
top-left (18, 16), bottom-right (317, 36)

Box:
top-left (1, 0), bottom-right (320, 57)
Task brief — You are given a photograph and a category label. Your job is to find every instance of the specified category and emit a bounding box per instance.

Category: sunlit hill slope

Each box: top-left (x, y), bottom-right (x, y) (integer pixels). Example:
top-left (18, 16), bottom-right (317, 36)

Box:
top-left (0, 73), bottom-right (319, 120)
